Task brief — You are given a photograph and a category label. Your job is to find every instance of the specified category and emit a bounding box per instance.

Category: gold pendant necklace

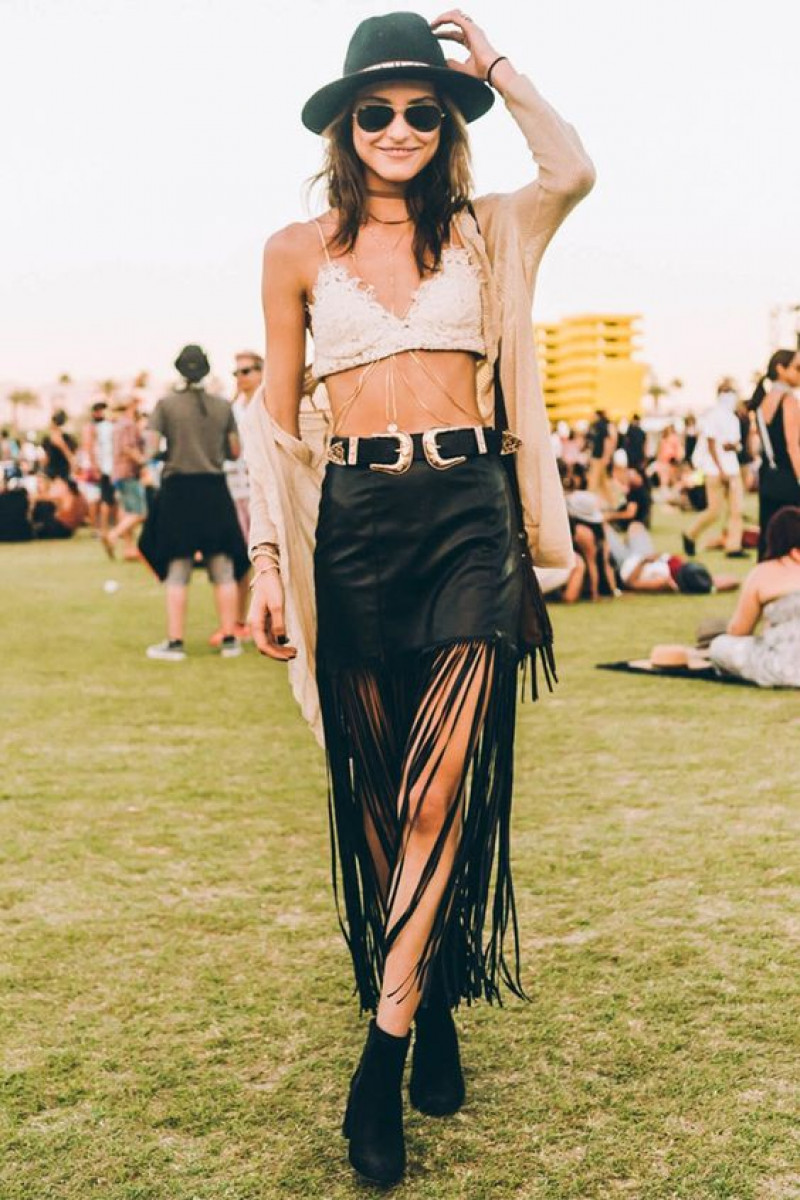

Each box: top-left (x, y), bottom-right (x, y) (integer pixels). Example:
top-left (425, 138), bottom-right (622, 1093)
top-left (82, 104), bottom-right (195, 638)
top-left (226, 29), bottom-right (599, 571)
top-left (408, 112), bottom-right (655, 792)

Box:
top-left (352, 224), bottom-right (417, 436)
top-left (352, 223), bottom-right (409, 315)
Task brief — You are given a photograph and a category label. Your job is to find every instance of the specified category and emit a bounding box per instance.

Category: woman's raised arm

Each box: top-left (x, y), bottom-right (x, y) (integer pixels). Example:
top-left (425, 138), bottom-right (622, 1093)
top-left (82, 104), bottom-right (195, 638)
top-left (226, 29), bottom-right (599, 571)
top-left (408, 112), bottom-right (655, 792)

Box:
top-left (431, 12), bottom-right (595, 268)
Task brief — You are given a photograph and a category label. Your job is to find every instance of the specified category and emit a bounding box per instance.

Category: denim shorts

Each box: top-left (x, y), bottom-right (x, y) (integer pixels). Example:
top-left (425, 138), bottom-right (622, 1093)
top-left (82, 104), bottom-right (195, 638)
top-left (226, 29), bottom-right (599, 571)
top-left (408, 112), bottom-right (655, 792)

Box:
top-left (116, 478), bottom-right (147, 516)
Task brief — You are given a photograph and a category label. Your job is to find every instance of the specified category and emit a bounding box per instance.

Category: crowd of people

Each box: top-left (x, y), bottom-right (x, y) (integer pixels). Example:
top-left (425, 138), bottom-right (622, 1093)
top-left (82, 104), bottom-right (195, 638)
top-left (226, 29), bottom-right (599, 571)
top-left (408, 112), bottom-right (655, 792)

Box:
top-left (0, 345), bottom-right (266, 657)
top-left (538, 351), bottom-right (800, 612)
top-left (2, 347), bottom-right (799, 685)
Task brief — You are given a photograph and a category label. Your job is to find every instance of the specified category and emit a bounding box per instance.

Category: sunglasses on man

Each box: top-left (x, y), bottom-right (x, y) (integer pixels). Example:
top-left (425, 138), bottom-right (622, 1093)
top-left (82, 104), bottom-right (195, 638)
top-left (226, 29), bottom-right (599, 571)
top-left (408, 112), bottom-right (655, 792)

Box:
top-left (353, 102), bottom-right (445, 134)
top-left (232, 366), bottom-right (260, 377)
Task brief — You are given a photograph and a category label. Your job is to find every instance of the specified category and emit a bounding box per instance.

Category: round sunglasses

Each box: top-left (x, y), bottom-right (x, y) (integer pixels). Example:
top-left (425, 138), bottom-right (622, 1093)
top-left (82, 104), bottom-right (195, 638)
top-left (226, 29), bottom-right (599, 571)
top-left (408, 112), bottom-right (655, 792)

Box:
top-left (353, 102), bottom-right (445, 135)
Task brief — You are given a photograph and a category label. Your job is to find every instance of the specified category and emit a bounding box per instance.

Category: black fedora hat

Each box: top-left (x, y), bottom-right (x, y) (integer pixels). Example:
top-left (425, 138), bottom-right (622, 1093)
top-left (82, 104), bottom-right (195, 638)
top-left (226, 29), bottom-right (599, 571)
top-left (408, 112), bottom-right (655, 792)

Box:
top-left (301, 11), bottom-right (494, 135)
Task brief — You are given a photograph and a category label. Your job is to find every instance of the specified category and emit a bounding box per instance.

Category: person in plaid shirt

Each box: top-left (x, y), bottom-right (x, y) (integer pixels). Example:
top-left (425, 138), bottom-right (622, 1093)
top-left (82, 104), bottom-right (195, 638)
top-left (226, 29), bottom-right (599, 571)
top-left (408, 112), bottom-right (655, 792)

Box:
top-left (102, 395), bottom-right (146, 559)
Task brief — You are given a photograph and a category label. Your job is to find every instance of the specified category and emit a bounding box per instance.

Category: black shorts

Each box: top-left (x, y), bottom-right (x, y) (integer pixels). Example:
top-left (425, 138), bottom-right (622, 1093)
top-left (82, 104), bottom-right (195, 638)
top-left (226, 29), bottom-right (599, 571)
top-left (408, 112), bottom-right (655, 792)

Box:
top-left (99, 474), bottom-right (116, 507)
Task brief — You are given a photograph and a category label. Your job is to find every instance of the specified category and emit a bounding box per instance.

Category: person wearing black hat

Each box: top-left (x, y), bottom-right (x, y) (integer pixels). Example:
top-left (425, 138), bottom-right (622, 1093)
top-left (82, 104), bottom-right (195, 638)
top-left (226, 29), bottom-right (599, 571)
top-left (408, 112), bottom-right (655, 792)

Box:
top-left (244, 10), bottom-right (595, 1183)
top-left (139, 345), bottom-right (250, 660)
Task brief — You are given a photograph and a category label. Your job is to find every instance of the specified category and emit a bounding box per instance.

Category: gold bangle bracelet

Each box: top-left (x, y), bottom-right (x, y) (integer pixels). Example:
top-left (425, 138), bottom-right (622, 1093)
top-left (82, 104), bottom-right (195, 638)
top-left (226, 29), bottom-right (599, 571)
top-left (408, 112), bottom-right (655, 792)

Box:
top-left (251, 542), bottom-right (280, 568)
top-left (248, 564), bottom-right (281, 590)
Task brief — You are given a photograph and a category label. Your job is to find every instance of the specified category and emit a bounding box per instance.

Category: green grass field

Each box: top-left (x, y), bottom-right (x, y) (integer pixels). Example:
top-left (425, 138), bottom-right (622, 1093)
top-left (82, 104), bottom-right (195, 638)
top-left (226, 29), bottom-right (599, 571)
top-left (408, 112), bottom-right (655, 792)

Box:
top-left (1, 506), bottom-right (798, 1200)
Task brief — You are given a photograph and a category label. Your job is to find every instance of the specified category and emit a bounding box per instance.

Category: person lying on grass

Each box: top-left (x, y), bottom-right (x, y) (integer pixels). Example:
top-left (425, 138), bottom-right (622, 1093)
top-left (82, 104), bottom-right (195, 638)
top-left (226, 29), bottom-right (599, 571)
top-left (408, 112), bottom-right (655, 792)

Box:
top-left (610, 522), bottom-right (739, 595)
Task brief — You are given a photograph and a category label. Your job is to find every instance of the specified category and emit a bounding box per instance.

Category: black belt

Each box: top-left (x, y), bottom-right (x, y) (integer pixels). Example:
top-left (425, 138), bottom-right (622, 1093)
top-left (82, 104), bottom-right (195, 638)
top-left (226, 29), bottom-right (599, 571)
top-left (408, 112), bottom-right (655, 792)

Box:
top-left (327, 425), bottom-right (521, 474)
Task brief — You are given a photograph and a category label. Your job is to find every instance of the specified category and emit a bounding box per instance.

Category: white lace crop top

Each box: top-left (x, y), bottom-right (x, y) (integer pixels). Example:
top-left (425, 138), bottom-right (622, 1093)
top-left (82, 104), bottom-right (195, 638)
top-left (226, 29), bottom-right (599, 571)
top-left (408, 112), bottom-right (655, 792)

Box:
top-left (308, 222), bottom-right (485, 379)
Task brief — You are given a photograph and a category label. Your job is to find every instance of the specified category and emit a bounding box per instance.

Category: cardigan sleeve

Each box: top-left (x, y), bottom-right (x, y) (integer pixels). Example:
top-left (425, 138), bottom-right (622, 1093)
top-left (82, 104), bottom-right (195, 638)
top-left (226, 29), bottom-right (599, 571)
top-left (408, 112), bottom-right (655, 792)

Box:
top-left (240, 390), bottom-right (327, 746)
top-left (241, 394), bottom-right (281, 558)
top-left (474, 74), bottom-right (595, 287)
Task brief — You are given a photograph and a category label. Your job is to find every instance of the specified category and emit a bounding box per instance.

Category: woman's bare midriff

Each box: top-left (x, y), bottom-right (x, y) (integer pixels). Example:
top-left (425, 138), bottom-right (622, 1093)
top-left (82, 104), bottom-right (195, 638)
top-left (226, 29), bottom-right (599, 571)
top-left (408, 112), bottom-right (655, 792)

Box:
top-left (324, 348), bottom-right (483, 437)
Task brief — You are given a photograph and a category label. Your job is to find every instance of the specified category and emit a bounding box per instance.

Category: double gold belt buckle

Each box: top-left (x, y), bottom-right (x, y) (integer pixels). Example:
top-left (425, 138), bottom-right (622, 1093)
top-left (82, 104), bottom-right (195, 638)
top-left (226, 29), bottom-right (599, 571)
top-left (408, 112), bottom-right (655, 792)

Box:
top-left (368, 431), bottom-right (415, 475)
top-left (367, 427), bottom-right (469, 473)
top-left (327, 426), bottom-right (521, 475)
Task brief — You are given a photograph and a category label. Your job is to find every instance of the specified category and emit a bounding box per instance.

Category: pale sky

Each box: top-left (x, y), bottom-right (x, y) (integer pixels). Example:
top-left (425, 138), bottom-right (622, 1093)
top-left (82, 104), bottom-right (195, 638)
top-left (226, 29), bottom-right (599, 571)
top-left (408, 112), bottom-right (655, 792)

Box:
top-left (2, 0), bottom-right (799, 411)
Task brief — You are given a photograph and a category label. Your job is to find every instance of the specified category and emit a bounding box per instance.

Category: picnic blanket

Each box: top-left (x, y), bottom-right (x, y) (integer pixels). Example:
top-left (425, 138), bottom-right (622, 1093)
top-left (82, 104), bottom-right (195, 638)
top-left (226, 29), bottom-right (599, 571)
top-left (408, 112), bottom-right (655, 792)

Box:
top-left (596, 660), bottom-right (755, 686)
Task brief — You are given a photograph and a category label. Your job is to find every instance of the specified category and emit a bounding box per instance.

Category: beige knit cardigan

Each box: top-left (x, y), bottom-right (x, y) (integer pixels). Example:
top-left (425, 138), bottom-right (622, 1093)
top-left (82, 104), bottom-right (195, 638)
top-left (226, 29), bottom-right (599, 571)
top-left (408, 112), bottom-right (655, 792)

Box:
top-left (241, 73), bottom-right (595, 746)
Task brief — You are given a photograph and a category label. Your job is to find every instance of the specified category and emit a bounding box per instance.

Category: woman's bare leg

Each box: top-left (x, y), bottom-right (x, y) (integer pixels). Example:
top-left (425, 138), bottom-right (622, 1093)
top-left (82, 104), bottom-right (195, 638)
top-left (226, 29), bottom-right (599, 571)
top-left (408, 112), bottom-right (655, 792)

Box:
top-left (376, 643), bottom-right (493, 1036)
top-left (563, 556), bottom-right (587, 603)
top-left (573, 525), bottom-right (599, 599)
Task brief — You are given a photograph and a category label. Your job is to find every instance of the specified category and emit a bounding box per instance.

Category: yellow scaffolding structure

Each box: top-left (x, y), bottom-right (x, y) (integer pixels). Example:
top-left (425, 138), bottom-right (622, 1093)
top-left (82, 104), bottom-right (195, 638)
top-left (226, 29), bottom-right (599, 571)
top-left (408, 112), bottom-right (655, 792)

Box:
top-left (535, 314), bottom-right (648, 425)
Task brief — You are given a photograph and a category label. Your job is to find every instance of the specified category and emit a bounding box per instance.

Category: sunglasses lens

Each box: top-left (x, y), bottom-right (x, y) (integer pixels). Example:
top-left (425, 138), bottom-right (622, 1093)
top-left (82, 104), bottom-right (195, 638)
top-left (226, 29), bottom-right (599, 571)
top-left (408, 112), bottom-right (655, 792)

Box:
top-left (405, 104), bottom-right (444, 132)
top-left (356, 105), bottom-right (394, 133)
top-left (355, 104), bottom-right (444, 133)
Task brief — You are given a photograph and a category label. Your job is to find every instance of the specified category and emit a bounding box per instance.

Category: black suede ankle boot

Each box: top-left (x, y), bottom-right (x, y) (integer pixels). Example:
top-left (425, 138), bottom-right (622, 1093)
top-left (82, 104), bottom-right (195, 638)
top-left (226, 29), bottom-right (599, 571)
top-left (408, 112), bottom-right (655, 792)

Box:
top-left (409, 991), bottom-right (465, 1117)
top-left (343, 1019), bottom-right (411, 1186)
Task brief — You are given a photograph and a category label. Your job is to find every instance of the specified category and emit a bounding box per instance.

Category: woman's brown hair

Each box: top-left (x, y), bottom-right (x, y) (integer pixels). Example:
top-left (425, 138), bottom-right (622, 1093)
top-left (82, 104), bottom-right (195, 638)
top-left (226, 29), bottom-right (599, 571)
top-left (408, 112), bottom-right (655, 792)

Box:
top-left (310, 92), bottom-right (473, 275)
top-left (764, 505), bottom-right (800, 561)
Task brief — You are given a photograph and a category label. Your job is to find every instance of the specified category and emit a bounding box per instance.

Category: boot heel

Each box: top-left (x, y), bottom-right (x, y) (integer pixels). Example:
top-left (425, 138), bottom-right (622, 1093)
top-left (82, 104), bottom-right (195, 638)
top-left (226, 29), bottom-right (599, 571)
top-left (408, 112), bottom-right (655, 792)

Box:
top-left (409, 1001), bottom-right (465, 1116)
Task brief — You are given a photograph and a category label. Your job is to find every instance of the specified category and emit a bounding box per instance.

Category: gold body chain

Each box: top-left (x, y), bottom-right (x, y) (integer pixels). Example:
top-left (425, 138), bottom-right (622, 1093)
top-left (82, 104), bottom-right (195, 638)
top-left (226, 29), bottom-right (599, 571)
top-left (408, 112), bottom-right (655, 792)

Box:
top-left (330, 223), bottom-right (481, 438)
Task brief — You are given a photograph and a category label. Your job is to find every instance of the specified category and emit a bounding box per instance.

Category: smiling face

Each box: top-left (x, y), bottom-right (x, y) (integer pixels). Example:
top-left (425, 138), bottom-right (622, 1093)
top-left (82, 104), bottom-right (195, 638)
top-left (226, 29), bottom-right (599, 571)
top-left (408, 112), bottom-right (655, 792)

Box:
top-left (350, 80), bottom-right (443, 191)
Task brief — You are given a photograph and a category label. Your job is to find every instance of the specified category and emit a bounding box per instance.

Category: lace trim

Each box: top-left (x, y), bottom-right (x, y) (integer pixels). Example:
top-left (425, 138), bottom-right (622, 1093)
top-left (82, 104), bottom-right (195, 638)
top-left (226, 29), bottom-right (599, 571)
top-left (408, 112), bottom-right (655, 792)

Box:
top-left (310, 248), bottom-right (486, 378)
top-left (310, 247), bottom-right (476, 317)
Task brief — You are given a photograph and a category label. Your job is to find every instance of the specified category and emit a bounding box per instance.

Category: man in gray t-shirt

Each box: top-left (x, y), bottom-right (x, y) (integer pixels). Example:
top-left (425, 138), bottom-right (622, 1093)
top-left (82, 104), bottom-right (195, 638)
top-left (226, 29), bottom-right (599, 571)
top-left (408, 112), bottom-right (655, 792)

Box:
top-left (149, 387), bottom-right (238, 478)
top-left (142, 346), bottom-right (247, 662)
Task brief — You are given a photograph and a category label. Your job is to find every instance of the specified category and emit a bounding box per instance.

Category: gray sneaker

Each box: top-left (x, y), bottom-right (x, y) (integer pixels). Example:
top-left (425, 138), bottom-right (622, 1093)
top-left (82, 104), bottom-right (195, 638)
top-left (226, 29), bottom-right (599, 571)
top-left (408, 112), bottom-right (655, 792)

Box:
top-left (146, 640), bottom-right (186, 662)
top-left (220, 636), bottom-right (242, 659)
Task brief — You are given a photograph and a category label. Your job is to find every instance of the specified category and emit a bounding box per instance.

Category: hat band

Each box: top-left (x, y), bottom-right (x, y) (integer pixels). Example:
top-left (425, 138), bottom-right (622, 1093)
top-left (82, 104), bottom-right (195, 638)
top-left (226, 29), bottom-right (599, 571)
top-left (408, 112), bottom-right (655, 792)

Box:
top-left (355, 59), bottom-right (435, 73)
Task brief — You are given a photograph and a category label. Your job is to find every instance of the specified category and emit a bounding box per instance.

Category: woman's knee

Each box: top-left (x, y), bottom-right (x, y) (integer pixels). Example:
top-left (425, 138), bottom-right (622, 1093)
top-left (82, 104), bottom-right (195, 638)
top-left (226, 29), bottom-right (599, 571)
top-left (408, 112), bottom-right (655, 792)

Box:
top-left (407, 774), bottom-right (459, 840)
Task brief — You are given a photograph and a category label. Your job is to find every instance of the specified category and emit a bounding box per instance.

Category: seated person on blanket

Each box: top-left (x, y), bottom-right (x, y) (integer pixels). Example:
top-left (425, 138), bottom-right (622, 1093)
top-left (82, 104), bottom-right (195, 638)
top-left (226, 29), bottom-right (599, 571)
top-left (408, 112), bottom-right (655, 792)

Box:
top-left (709, 505), bottom-right (800, 687)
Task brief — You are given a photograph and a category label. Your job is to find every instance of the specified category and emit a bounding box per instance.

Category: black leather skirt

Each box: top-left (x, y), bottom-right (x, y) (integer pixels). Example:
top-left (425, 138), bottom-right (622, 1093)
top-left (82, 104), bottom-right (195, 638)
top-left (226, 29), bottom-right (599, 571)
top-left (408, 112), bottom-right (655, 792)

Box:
top-left (314, 454), bottom-right (523, 670)
top-left (313, 451), bottom-right (527, 1013)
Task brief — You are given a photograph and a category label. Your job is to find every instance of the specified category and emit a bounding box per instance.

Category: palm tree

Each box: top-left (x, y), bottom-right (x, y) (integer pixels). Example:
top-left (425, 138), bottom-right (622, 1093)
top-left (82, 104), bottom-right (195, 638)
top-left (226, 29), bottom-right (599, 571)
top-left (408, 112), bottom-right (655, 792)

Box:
top-left (646, 376), bottom-right (667, 414)
top-left (99, 379), bottom-right (118, 400)
top-left (7, 389), bottom-right (39, 431)
top-left (133, 370), bottom-right (150, 390)
top-left (57, 373), bottom-right (73, 387)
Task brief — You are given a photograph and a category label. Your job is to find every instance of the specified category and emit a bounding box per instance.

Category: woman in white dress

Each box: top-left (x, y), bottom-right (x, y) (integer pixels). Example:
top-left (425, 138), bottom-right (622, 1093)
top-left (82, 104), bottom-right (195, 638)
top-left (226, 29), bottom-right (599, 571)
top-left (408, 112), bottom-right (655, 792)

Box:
top-left (709, 506), bottom-right (800, 687)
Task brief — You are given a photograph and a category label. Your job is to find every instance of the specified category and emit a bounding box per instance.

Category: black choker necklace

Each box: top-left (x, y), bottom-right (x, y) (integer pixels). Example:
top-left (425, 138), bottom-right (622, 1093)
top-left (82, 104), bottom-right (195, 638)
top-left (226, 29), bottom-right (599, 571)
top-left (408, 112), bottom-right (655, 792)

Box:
top-left (367, 212), bottom-right (412, 225)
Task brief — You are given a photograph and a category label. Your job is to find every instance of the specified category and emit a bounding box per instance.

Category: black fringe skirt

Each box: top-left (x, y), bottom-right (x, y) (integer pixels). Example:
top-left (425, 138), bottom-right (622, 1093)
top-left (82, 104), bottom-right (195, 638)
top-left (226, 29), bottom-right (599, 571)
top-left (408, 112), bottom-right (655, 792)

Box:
top-left (314, 452), bottom-right (526, 1012)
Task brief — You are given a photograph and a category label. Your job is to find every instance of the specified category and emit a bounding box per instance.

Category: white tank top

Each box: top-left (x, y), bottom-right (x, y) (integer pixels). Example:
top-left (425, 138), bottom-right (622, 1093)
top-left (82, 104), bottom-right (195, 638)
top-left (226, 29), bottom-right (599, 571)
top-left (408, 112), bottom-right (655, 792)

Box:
top-left (308, 222), bottom-right (485, 379)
